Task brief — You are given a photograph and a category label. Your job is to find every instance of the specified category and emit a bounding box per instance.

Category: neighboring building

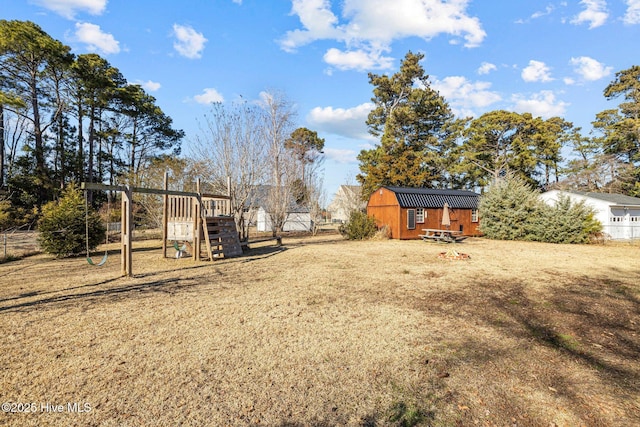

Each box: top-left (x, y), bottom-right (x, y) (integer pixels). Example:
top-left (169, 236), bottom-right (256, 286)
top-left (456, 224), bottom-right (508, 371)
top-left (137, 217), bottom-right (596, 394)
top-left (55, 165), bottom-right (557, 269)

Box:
top-left (540, 190), bottom-right (640, 240)
top-left (367, 186), bottom-right (481, 240)
top-left (256, 205), bottom-right (312, 232)
top-left (247, 185), bottom-right (313, 233)
top-left (327, 185), bottom-right (366, 223)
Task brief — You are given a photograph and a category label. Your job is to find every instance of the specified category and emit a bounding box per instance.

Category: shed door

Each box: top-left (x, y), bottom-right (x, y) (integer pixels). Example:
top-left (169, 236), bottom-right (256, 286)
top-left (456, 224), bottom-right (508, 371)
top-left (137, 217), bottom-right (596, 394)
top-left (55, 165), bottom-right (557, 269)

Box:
top-left (407, 209), bottom-right (416, 230)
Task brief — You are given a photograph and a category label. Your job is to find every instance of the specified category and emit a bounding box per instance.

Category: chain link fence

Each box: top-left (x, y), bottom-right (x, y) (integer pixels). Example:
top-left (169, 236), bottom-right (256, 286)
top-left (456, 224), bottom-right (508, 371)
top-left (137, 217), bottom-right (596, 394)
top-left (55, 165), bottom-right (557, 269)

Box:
top-left (1, 228), bottom-right (40, 260)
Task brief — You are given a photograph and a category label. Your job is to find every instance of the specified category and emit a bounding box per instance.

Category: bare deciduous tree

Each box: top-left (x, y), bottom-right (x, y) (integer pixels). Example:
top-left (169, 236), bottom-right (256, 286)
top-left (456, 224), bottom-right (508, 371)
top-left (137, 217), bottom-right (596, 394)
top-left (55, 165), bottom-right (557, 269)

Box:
top-left (259, 91), bottom-right (298, 236)
top-left (192, 101), bottom-right (268, 240)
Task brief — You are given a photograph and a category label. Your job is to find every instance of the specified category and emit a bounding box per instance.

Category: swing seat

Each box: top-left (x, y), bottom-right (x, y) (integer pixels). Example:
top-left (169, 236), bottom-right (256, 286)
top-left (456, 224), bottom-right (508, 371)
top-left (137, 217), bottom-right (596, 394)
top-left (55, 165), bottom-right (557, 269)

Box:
top-left (87, 251), bottom-right (108, 266)
top-left (173, 241), bottom-right (188, 258)
top-left (173, 241), bottom-right (188, 251)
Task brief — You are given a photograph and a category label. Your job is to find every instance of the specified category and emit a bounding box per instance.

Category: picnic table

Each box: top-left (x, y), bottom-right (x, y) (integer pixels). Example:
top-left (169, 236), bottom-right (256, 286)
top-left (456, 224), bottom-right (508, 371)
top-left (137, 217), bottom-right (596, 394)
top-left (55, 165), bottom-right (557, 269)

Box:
top-left (419, 228), bottom-right (464, 243)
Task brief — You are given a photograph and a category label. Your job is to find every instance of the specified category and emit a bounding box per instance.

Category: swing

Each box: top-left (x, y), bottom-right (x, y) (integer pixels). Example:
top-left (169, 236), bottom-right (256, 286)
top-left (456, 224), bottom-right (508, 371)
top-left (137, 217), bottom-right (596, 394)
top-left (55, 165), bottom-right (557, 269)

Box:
top-left (85, 190), bottom-right (109, 267)
top-left (173, 240), bottom-right (188, 258)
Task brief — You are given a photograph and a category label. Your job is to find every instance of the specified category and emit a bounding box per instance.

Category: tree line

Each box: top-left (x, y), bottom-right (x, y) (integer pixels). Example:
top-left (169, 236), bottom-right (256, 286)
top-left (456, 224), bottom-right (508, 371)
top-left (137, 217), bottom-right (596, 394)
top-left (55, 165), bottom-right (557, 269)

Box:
top-left (1, 20), bottom-right (326, 237)
top-left (3, 20), bottom-right (638, 236)
top-left (0, 20), bottom-right (183, 225)
top-left (357, 52), bottom-right (640, 199)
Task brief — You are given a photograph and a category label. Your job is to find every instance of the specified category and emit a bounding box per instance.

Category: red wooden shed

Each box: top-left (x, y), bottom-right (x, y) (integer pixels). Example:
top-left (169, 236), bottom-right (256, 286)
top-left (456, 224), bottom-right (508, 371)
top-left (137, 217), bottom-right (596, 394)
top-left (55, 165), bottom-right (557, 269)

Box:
top-left (367, 186), bottom-right (481, 240)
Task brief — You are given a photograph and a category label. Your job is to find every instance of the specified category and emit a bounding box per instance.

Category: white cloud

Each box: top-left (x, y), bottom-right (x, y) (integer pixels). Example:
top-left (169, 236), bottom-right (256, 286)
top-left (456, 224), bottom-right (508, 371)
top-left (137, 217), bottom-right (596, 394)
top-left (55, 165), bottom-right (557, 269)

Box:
top-left (307, 102), bottom-right (374, 140)
top-left (279, 0), bottom-right (342, 52)
top-left (570, 56), bottom-right (612, 81)
top-left (193, 88), bottom-right (224, 104)
top-left (624, 0), bottom-right (640, 24)
top-left (521, 60), bottom-right (553, 83)
top-left (172, 24), bottom-right (207, 59)
top-left (571, 0), bottom-right (608, 29)
top-left (323, 48), bottom-right (393, 71)
top-left (432, 76), bottom-right (501, 118)
top-left (31, 0), bottom-right (107, 19)
top-left (74, 22), bottom-right (120, 55)
top-left (280, 0), bottom-right (486, 71)
top-left (138, 80), bottom-right (161, 92)
top-left (511, 91), bottom-right (568, 118)
top-left (531, 5), bottom-right (555, 19)
top-left (341, 0), bottom-right (486, 47)
top-left (323, 148), bottom-right (358, 164)
top-left (477, 62), bottom-right (497, 75)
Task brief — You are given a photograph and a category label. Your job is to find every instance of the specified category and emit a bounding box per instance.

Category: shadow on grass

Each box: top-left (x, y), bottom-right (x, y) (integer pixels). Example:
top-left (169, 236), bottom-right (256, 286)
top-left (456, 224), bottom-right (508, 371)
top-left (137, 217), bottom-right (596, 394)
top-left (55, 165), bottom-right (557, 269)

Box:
top-left (478, 276), bottom-right (640, 391)
top-left (0, 263), bottom-right (215, 313)
top-left (401, 274), bottom-right (640, 424)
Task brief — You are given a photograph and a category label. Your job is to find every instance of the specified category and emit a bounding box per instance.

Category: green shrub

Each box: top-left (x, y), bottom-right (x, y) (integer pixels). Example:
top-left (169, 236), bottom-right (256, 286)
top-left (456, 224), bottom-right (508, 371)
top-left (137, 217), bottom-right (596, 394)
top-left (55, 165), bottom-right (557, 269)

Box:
top-left (479, 175), bottom-right (543, 240)
top-left (38, 184), bottom-right (105, 257)
top-left (339, 210), bottom-right (377, 240)
top-left (0, 200), bottom-right (11, 230)
top-left (479, 175), bottom-right (602, 244)
top-left (539, 195), bottom-right (602, 244)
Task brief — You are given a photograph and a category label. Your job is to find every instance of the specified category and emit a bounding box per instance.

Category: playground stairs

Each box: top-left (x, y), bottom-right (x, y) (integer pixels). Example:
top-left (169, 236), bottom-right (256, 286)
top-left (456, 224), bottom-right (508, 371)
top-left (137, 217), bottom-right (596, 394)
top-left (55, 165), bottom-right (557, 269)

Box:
top-left (202, 217), bottom-right (243, 260)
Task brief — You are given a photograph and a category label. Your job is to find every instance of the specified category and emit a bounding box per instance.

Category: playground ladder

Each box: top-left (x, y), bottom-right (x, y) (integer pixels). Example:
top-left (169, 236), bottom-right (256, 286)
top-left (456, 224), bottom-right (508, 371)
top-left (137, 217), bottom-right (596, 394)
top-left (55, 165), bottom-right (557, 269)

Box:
top-left (202, 216), bottom-right (243, 260)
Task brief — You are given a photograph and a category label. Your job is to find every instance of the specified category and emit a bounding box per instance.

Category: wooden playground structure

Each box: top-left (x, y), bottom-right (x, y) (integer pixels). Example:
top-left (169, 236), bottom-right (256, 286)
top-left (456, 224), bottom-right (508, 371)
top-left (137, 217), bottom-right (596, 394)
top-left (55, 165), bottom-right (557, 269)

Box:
top-left (82, 173), bottom-right (242, 277)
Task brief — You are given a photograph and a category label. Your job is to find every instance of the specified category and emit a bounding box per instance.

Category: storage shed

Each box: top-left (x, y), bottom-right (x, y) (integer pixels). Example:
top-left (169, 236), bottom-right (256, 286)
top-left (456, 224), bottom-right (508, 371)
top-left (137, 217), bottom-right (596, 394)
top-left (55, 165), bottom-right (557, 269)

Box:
top-left (540, 190), bottom-right (640, 240)
top-left (256, 206), bottom-right (312, 232)
top-left (367, 186), bottom-right (481, 239)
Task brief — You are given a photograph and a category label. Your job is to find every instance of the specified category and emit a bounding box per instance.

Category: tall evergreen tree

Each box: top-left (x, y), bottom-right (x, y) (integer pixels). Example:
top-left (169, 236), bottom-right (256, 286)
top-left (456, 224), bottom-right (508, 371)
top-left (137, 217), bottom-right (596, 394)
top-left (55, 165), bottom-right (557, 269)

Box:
top-left (357, 51), bottom-right (457, 199)
top-left (113, 84), bottom-right (184, 183)
top-left (457, 110), bottom-right (530, 188)
top-left (71, 53), bottom-right (126, 186)
top-left (594, 65), bottom-right (640, 195)
top-left (0, 20), bottom-right (74, 203)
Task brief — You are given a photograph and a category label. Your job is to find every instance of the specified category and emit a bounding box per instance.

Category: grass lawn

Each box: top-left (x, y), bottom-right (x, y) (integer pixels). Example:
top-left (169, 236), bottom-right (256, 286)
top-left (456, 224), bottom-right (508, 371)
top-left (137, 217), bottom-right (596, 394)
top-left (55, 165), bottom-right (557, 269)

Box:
top-left (1, 234), bottom-right (639, 426)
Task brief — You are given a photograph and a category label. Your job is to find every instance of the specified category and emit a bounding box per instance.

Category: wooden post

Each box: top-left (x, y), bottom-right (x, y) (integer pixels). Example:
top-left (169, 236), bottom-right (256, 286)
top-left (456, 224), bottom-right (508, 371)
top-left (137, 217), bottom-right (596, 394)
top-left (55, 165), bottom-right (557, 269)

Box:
top-left (162, 172), bottom-right (169, 259)
top-left (82, 181), bottom-right (231, 273)
top-left (194, 178), bottom-right (201, 261)
top-left (121, 186), bottom-right (133, 277)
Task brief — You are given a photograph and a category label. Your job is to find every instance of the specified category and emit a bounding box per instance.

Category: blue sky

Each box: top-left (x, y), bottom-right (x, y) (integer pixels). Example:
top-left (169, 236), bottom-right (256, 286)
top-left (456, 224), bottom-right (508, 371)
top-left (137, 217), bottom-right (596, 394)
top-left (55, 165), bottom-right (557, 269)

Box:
top-left (3, 0), bottom-right (640, 199)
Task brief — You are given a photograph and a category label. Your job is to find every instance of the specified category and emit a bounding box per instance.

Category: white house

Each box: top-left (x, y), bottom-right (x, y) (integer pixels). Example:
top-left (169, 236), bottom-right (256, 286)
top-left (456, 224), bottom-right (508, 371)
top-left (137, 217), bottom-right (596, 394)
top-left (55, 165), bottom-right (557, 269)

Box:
top-left (327, 185), bottom-right (366, 223)
top-left (540, 190), bottom-right (640, 240)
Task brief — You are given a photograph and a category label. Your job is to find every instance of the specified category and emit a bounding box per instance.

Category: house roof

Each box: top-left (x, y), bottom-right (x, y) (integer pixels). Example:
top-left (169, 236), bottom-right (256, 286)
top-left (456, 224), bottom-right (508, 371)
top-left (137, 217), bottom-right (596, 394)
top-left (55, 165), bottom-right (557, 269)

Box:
top-left (559, 190), bottom-right (640, 206)
top-left (383, 186), bottom-right (479, 209)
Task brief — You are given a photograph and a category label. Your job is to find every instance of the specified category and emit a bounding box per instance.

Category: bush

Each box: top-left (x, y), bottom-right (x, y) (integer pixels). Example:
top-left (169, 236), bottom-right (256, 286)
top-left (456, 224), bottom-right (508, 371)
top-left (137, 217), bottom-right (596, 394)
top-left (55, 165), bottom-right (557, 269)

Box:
top-left (0, 200), bottom-right (11, 230)
top-left (479, 175), bottom-right (544, 240)
top-left (38, 184), bottom-right (106, 257)
top-left (479, 175), bottom-right (602, 244)
top-left (339, 210), bottom-right (377, 240)
top-left (538, 195), bottom-right (602, 244)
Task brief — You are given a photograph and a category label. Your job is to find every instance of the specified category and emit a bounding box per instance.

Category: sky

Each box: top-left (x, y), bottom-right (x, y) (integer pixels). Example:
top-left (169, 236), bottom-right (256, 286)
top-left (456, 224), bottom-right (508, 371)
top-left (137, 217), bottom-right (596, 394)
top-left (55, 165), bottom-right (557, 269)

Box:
top-left (3, 0), bottom-right (640, 201)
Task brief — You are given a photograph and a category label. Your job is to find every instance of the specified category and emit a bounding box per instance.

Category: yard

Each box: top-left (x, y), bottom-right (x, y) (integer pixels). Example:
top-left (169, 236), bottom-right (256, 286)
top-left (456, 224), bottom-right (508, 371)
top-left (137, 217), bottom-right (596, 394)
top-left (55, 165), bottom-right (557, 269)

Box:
top-left (0, 234), bottom-right (638, 426)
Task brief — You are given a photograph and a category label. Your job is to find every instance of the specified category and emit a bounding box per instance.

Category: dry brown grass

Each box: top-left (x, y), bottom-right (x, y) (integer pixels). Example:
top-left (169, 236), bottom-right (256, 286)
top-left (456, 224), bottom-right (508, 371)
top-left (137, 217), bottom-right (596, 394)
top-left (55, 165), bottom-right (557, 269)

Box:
top-left (0, 234), bottom-right (639, 426)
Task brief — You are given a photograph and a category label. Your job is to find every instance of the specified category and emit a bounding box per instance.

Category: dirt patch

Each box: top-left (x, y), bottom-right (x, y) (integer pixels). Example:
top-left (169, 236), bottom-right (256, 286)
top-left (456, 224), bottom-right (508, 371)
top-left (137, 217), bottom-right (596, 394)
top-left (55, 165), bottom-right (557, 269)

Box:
top-left (0, 236), bottom-right (638, 426)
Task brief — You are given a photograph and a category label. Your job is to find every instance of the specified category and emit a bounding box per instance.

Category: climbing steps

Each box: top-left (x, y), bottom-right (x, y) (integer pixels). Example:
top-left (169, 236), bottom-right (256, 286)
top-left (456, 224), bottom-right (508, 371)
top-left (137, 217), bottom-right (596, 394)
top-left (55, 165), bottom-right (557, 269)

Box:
top-left (202, 216), bottom-right (243, 260)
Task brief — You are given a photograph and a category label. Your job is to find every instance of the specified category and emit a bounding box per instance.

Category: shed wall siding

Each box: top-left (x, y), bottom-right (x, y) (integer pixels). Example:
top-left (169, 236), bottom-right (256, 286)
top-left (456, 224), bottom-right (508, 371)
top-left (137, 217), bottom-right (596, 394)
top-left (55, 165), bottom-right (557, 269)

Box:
top-left (367, 188), bottom-right (401, 238)
top-left (368, 206), bottom-right (401, 238)
top-left (367, 187), bottom-right (481, 239)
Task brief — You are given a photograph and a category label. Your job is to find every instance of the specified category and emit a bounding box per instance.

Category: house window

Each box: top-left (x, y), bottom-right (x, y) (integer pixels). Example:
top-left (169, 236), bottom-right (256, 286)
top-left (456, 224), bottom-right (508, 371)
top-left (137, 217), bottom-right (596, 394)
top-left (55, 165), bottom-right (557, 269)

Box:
top-left (407, 209), bottom-right (416, 230)
top-left (416, 208), bottom-right (425, 223)
top-left (471, 209), bottom-right (479, 222)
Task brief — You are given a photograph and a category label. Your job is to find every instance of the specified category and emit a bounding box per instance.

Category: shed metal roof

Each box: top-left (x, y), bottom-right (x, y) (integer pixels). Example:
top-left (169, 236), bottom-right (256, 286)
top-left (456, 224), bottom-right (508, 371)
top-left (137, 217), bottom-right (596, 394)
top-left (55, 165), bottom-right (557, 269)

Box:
top-left (384, 186), bottom-right (479, 209)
